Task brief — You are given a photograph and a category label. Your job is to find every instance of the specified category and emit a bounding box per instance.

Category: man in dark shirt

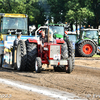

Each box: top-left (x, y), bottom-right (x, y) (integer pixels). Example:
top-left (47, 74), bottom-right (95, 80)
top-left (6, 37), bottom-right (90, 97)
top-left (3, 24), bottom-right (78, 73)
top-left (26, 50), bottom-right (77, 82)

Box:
top-left (40, 30), bottom-right (53, 44)
top-left (14, 33), bottom-right (21, 47)
top-left (40, 30), bottom-right (48, 44)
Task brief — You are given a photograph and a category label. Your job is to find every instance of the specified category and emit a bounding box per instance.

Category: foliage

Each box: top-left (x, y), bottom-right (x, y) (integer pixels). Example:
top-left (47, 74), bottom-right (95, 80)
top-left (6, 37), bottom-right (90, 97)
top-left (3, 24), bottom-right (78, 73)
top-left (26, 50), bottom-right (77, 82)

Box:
top-left (65, 0), bottom-right (94, 27)
top-left (0, 0), bottom-right (45, 26)
top-left (93, 54), bottom-right (100, 57)
top-left (0, 0), bottom-right (99, 28)
top-left (47, 0), bottom-right (66, 23)
top-left (48, 0), bottom-right (100, 28)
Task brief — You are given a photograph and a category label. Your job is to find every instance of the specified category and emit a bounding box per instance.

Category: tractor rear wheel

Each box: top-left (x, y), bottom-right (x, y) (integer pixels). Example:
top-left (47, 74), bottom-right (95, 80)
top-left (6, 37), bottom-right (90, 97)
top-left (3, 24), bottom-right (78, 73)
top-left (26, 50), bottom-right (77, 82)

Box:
top-left (26, 41), bottom-right (37, 71)
top-left (61, 42), bottom-right (68, 59)
top-left (78, 41), bottom-right (95, 57)
top-left (35, 57), bottom-right (42, 73)
top-left (66, 39), bottom-right (74, 71)
top-left (16, 40), bottom-right (27, 71)
top-left (65, 57), bottom-right (73, 73)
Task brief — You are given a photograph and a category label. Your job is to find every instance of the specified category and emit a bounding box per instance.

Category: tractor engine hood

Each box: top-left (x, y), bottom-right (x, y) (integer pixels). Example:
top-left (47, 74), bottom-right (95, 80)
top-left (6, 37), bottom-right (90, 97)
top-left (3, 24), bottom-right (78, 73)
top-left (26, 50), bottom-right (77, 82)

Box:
top-left (53, 33), bottom-right (63, 39)
top-left (56, 39), bottom-right (65, 44)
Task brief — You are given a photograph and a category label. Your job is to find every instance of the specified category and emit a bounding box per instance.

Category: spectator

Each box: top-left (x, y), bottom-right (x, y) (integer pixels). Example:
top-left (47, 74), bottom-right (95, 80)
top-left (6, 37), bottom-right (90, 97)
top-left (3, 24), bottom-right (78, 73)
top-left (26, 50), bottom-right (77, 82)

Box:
top-left (88, 25), bottom-right (91, 28)
top-left (81, 25), bottom-right (86, 29)
top-left (14, 32), bottom-right (21, 47)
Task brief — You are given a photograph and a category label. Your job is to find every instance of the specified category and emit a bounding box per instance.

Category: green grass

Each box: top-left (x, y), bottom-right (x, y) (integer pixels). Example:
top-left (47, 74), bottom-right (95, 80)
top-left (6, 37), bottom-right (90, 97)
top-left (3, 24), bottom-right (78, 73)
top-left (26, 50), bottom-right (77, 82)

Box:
top-left (92, 54), bottom-right (100, 57)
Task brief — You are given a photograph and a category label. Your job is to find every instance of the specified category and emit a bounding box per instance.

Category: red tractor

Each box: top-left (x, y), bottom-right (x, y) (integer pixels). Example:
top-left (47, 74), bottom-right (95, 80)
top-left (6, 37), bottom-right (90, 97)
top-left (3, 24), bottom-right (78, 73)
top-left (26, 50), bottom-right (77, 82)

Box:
top-left (16, 26), bottom-right (74, 73)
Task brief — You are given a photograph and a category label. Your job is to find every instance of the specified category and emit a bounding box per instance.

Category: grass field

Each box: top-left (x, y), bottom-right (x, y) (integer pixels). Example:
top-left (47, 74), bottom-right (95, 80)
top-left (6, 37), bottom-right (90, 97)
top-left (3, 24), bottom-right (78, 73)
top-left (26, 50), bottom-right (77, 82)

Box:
top-left (93, 54), bottom-right (100, 57)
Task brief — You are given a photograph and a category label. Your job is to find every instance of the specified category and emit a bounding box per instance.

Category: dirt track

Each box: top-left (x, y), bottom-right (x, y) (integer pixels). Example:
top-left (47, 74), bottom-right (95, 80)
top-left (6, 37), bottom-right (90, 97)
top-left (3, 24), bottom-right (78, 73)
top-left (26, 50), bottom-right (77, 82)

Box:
top-left (0, 58), bottom-right (100, 100)
top-left (0, 83), bottom-right (56, 100)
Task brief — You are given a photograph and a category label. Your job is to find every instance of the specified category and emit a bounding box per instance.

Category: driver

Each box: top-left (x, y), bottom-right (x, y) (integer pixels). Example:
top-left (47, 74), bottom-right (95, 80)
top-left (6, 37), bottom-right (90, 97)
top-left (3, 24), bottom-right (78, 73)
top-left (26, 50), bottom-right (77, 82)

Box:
top-left (40, 30), bottom-right (53, 44)
top-left (40, 30), bottom-right (48, 44)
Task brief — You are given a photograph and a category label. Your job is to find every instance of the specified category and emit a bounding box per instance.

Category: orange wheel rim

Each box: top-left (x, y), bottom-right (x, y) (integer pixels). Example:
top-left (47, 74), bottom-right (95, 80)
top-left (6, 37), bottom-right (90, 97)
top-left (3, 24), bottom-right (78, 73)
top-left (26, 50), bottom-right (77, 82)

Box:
top-left (82, 44), bottom-right (93, 55)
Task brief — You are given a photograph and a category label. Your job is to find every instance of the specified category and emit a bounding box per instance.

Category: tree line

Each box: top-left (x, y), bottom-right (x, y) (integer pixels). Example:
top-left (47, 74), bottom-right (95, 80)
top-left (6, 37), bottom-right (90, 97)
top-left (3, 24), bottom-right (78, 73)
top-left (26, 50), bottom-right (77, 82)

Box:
top-left (0, 0), bottom-right (100, 28)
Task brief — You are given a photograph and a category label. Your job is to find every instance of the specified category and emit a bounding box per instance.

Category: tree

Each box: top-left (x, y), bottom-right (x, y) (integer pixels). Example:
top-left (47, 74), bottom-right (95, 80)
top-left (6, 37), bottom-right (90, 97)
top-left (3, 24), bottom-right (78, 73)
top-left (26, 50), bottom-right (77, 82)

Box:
top-left (47, 0), bottom-right (66, 23)
top-left (0, 0), bottom-right (99, 28)
top-left (0, 0), bottom-right (43, 25)
top-left (65, 0), bottom-right (94, 31)
top-left (84, 0), bottom-right (100, 28)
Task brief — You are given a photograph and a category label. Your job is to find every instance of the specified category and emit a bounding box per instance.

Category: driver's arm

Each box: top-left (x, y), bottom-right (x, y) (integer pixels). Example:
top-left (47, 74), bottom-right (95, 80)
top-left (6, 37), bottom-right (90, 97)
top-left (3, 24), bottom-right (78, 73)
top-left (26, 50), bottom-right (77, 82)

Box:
top-left (49, 34), bottom-right (53, 42)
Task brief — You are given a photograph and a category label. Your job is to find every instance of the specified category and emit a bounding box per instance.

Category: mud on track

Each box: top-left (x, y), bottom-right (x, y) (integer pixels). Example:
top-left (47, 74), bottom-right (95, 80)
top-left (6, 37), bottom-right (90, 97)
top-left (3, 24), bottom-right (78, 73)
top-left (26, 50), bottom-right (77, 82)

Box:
top-left (0, 58), bottom-right (100, 100)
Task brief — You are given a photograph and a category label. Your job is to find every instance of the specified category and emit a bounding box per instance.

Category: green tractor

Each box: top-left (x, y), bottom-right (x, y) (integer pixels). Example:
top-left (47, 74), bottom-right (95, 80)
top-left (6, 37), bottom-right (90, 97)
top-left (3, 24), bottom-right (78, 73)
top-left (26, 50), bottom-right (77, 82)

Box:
top-left (75, 29), bottom-right (100, 57)
top-left (53, 26), bottom-right (100, 57)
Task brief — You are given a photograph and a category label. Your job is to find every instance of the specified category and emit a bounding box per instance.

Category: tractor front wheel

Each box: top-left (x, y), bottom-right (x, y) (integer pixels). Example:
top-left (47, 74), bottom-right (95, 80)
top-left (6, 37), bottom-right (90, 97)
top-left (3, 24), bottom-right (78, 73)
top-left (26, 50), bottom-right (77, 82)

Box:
top-left (35, 57), bottom-right (42, 73)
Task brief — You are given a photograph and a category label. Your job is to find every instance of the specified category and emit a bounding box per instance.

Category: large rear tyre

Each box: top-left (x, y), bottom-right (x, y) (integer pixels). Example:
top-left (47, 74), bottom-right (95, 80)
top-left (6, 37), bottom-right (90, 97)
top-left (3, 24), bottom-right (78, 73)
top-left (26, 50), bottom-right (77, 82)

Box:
top-left (66, 39), bottom-right (74, 71)
top-left (55, 42), bottom-right (69, 72)
top-left (16, 40), bottom-right (27, 71)
top-left (0, 55), bottom-right (3, 67)
top-left (26, 41), bottom-right (37, 71)
top-left (75, 43), bottom-right (81, 57)
top-left (72, 51), bottom-right (75, 71)
top-left (61, 42), bottom-right (68, 59)
top-left (65, 57), bottom-right (73, 73)
top-left (35, 57), bottom-right (42, 73)
top-left (78, 41), bottom-right (95, 57)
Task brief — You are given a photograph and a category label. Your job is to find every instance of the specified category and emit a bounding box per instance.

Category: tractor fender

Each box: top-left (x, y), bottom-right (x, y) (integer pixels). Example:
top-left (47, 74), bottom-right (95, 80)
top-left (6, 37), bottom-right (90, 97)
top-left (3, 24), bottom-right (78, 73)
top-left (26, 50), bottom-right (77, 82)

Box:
top-left (28, 39), bottom-right (37, 43)
top-left (78, 39), bottom-right (96, 45)
top-left (56, 39), bottom-right (65, 44)
top-left (78, 39), bottom-right (97, 52)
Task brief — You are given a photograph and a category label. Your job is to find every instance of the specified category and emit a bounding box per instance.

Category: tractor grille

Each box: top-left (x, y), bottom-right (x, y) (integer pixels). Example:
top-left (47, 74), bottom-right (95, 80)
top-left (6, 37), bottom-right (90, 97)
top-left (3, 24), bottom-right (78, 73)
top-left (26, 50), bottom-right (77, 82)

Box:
top-left (50, 45), bottom-right (60, 58)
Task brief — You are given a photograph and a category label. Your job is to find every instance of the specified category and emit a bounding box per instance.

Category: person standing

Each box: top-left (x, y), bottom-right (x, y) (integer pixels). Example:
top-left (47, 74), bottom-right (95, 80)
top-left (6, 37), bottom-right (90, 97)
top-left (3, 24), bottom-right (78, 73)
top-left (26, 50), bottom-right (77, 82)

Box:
top-left (14, 32), bottom-right (21, 47)
top-left (88, 25), bottom-right (91, 28)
